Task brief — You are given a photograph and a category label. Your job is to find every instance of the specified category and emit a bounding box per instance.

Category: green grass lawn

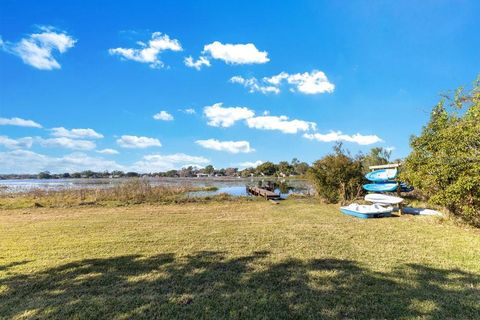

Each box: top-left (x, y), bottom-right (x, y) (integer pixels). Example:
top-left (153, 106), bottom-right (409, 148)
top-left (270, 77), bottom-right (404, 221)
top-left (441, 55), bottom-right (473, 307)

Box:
top-left (1, 199), bottom-right (479, 319)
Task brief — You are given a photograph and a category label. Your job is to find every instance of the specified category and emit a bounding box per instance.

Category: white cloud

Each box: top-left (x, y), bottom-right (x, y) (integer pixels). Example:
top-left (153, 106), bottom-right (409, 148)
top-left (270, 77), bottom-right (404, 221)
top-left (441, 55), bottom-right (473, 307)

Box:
top-left (238, 160), bottom-right (264, 168)
top-left (96, 148), bottom-right (119, 155)
top-left (153, 111), bottom-right (174, 121)
top-left (196, 139), bottom-right (254, 154)
top-left (50, 127), bottom-right (103, 139)
top-left (203, 102), bottom-right (255, 127)
top-left (246, 115), bottom-right (316, 134)
top-left (117, 135), bottom-right (161, 148)
top-left (109, 32), bottom-right (182, 68)
top-left (0, 150), bottom-right (124, 174)
top-left (0, 136), bottom-right (34, 149)
top-left (202, 41), bottom-right (269, 64)
top-left (231, 70), bottom-right (335, 95)
top-left (385, 146), bottom-right (395, 152)
top-left (303, 131), bottom-right (383, 145)
top-left (38, 137), bottom-right (96, 150)
top-left (184, 55), bottom-right (211, 70)
top-left (230, 76), bottom-right (280, 94)
top-left (132, 153), bottom-right (209, 172)
top-left (2, 26), bottom-right (76, 70)
top-left (0, 117), bottom-right (42, 128)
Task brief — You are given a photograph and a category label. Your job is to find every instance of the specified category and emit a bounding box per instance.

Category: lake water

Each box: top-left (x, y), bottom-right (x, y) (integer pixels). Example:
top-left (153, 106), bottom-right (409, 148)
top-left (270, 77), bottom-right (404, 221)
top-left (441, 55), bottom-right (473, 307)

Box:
top-left (0, 177), bottom-right (313, 198)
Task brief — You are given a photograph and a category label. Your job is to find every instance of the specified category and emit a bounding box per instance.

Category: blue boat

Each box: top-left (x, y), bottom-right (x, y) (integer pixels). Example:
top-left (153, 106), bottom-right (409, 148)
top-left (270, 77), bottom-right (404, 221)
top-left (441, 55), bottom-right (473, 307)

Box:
top-left (340, 204), bottom-right (393, 219)
top-left (365, 169), bottom-right (398, 182)
top-left (363, 183), bottom-right (398, 192)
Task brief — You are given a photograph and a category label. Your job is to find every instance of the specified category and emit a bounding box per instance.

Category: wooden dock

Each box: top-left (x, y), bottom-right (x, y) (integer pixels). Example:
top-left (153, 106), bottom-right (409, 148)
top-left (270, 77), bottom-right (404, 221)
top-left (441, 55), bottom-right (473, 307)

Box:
top-left (246, 186), bottom-right (280, 200)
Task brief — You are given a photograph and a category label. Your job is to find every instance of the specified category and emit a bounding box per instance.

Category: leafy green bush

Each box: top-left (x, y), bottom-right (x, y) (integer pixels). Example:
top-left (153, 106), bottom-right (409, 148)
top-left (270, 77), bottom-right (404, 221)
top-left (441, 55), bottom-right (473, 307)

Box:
top-left (401, 77), bottom-right (480, 227)
top-left (308, 144), bottom-right (364, 204)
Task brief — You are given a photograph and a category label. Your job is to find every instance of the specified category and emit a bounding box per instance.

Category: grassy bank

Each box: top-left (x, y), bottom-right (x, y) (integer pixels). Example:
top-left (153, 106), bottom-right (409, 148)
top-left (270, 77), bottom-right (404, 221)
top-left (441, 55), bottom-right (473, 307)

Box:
top-left (0, 180), bottom-right (223, 209)
top-left (1, 199), bottom-right (479, 319)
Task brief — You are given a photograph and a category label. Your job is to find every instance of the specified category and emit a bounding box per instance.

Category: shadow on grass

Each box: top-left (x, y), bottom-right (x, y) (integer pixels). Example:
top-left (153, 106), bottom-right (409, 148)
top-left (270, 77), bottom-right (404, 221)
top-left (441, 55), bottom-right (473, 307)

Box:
top-left (1, 252), bottom-right (478, 319)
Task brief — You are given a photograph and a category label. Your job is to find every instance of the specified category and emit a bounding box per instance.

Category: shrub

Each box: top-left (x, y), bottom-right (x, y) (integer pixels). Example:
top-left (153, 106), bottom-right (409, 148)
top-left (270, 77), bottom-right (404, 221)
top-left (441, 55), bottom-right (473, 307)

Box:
top-left (308, 144), bottom-right (364, 204)
top-left (401, 77), bottom-right (480, 227)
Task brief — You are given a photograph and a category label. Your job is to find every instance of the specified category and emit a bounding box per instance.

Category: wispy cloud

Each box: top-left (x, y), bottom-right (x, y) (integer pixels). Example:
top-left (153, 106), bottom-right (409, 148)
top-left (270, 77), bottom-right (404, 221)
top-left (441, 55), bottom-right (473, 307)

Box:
top-left (0, 117), bottom-right (42, 128)
top-left (1, 26), bottom-right (76, 70)
top-left (109, 32), bottom-right (182, 68)
top-left (179, 108), bottom-right (196, 114)
top-left (38, 137), bottom-right (96, 150)
top-left (50, 127), bottom-right (103, 139)
top-left (196, 139), bottom-right (254, 154)
top-left (246, 115), bottom-right (316, 134)
top-left (96, 148), bottom-right (119, 155)
top-left (238, 160), bottom-right (264, 168)
top-left (231, 70), bottom-right (335, 95)
top-left (153, 111), bottom-right (174, 121)
top-left (0, 136), bottom-right (34, 149)
top-left (116, 135), bottom-right (162, 148)
top-left (230, 76), bottom-right (280, 94)
top-left (184, 56), bottom-right (210, 70)
top-left (303, 131), bottom-right (383, 145)
top-left (0, 150), bottom-right (124, 174)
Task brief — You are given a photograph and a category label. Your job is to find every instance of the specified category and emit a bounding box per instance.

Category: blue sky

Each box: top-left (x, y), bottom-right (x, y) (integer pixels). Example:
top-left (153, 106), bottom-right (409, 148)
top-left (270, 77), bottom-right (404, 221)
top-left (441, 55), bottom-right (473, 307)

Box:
top-left (0, 0), bottom-right (479, 173)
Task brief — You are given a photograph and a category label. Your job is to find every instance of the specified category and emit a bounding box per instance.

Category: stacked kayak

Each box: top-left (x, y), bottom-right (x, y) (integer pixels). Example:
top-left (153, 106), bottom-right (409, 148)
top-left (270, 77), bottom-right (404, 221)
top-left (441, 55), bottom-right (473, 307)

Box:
top-left (362, 168), bottom-right (414, 193)
top-left (340, 203), bottom-right (393, 219)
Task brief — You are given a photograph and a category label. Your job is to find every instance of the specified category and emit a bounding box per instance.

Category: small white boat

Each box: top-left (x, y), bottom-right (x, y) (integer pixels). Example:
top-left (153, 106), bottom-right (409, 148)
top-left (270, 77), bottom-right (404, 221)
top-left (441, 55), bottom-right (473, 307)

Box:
top-left (365, 193), bottom-right (403, 205)
top-left (340, 203), bottom-right (393, 219)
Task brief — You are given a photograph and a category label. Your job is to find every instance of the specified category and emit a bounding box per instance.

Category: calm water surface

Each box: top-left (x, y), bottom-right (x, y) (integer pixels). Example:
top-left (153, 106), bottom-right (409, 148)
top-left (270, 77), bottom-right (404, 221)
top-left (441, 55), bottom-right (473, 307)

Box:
top-left (0, 177), bottom-right (312, 198)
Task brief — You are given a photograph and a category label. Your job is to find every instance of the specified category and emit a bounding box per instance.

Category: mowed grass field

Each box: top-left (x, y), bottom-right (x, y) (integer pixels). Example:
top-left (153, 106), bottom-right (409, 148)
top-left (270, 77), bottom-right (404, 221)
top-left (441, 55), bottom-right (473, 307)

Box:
top-left (1, 199), bottom-right (479, 319)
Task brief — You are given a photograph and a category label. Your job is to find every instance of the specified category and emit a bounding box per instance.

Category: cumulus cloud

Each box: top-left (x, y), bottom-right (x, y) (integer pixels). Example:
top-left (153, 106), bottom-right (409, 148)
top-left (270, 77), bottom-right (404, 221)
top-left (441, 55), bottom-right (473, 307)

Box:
top-left (303, 131), bottom-right (383, 145)
top-left (109, 32), bottom-right (182, 68)
top-left (238, 160), bottom-right (264, 168)
top-left (184, 55), bottom-right (211, 70)
top-left (203, 103), bottom-right (255, 127)
top-left (50, 127), bottom-right (103, 139)
top-left (0, 150), bottom-right (124, 174)
top-left (96, 148), bottom-right (119, 155)
top-left (1, 26), bottom-right (76, 70)
top-left (38, 137), bottom-right (96, 150)
top-left (132, 153), bottom-right (210, 172)
top-left (231, 70), bottom-right (335, 95)
top-left (117, 135), bottom-right (161, 148)
top-left (203, 102), bottom-right (317, 135)
top-left (202, 41), bottom-right (269, 64)
top-left (0, 117), bottom-right (42, 128)
top-left (246, 115), bottom-right (317, 134)
top-left (153, 111), bottom-right (174, 121)
top-left (196, 139), bottom-right (254, 154)
top-left (0, 136), bottom-right (34, 149)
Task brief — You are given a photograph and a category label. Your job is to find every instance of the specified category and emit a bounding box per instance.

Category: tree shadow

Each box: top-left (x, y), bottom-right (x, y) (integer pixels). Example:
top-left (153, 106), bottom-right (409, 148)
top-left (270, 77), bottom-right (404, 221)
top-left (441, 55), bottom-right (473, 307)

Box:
top-left (0, 251), bottom-right (478, 319)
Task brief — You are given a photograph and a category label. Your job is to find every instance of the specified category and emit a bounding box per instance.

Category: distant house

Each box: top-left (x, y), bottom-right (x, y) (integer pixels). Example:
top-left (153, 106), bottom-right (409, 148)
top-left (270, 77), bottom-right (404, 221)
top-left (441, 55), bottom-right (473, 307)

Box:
top-left (196, 173), bottom-right (209, 178)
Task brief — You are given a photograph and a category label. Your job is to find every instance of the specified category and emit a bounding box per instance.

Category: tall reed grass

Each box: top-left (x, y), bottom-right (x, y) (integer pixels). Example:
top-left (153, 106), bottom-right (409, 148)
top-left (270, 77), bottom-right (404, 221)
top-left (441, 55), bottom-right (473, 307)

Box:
top-left (0, 179), bottom-right (230, 209)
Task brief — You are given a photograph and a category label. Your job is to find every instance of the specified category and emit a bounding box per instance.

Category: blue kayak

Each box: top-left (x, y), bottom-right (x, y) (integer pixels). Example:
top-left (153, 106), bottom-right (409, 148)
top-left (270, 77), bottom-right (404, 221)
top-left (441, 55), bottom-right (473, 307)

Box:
top-left (363, 182), bottom-right (414, 193)
top-left (365, 169), bottom-right (398, 182)
top-left (363, 183), bottom-right (398, 192)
